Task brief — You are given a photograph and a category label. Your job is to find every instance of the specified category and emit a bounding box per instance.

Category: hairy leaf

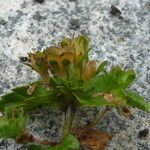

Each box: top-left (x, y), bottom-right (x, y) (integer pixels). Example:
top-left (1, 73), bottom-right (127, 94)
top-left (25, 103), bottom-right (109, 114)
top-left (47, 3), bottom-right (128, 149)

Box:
top-left (0, 107), bottom-right (26, 139)
top-left (86, 75), bottom-right (119, 95)
top-left (73, 35), bottom-right (89, 62)
top-left (96, 61), bottom-right (108, 74)
top-left (111, 89), bottom-right (127, 106)
top-left (109, 66), bottom-right (136, 88)
top-left (55, 134), bottom-right (79, 150)
top-left (0, 84), bottom-right (59, 112)
top-left (61, 38), bottom-right (72, 48)
top-left (74, 94), bottom-right (114, 107)
top-left (126, 92), bottom-right (150, 112)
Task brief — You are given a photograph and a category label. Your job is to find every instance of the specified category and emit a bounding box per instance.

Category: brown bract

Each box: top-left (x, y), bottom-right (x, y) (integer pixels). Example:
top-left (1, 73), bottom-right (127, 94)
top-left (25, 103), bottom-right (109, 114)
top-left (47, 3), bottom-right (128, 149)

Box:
top-left (27, 35), bottom-right (97, 81)
top-left (28, 51), bottom-right (49, 84)
top-left (45, 45), bottom-right (75, 78)
top-left (82, 60), bottom-right (96, 80)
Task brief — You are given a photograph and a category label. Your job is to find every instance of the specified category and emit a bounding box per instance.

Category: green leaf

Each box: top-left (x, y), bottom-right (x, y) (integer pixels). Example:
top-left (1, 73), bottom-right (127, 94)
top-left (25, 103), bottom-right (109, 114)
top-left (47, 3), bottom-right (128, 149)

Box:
top-left (74, 94), bottom-right (114, 107)
top-left (109, 66), bottom-right (136, 88)
top-left (118, 70), bottom-right (135, 88)
top-left (68, 65), bottom-right (81, 81)
top-left (61, 38), bottom-right (72, 47)
top-left (75, 35), bottom-right (89, 53)
top-left (86, 75), bottom-right (119, 95)
top-left (0, 107), bottom-right (26, 139)
top-left (55, 134), bottom-right (79, 150)
top-left (126, 92), bottom-right (150, 112)
top-left (112, 89), bottom-right (127, 106)
top-left (0, 84), bottom-right (59, 112)
top-left (74, 35), bottom-right (89, 62)
top-left (86, 66), bottom-right (135, 97)
top-left (96, 61), bottom-right (108, 74)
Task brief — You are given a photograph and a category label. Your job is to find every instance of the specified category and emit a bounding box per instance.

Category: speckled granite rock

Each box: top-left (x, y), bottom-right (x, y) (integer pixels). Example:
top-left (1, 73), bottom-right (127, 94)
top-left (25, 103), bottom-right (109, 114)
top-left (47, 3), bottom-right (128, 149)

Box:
top-left (0, 0), bottom-right (150, 149)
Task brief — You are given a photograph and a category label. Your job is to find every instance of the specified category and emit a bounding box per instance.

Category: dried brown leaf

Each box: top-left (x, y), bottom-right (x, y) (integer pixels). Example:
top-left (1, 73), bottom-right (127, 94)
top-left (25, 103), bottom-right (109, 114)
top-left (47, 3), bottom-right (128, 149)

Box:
top-left (74, 128), bottom-right (112, 150)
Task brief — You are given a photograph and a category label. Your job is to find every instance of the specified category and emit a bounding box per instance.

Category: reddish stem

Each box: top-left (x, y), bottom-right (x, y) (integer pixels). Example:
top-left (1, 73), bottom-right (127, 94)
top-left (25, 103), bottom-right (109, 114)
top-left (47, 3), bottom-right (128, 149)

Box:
top-left (16, 132), bottom-right (58, 146)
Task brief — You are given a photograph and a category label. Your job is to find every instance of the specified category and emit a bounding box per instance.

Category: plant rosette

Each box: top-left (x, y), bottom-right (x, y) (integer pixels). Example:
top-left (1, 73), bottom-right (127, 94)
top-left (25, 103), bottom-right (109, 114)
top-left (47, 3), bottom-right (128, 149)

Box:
top-left (0, 35), bottom-right (150, 150)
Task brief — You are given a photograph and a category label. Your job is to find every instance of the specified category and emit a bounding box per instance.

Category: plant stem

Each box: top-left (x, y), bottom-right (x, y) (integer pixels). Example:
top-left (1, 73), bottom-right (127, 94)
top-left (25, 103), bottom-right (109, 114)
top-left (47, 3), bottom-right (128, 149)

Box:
top-left (78, 107), bottom-right (110, 139)
top-left (88, 107), bottom-right (109, 128)
top-left (35, 139), bottom-right (58, 146)
top-left (62, 107), bottom-right (78, 138)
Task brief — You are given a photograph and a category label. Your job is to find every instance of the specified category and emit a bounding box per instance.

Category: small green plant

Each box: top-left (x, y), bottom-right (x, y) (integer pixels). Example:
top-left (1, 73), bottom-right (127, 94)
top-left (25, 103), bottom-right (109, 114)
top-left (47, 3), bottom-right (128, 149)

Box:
top-left (0, 35), bottom-right (150, 150)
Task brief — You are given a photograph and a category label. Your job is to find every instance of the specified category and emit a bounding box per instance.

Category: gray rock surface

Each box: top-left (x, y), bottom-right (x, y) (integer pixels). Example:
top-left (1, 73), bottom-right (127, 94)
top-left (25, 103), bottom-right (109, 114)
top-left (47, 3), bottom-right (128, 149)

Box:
top-left (0, 0), bottom-right (150, 149)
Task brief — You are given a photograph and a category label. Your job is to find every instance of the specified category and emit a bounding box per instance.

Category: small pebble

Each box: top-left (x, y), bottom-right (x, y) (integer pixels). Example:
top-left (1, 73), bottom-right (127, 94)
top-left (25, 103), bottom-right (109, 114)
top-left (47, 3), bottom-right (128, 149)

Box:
top-left (69, 0), bottom-right (77, 2)
top-left (110, 5), bottom-right (123, 20)
top-left (0, 18), bottom-right (7, 26)
top-left (20, 1), bottom-right (27, 8)
top-left (110, 5), bottom-right (122, 15)
top-left (34, 0), bottom-right (45, 4)
top-left (19, 57), bottom-right (29, 62)
top-left (33, 11), bottom-right (46, 21)
top-left (69, 19), bottom-right (80, 30)
top-left (138, 128), bottom-right (149, 139)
